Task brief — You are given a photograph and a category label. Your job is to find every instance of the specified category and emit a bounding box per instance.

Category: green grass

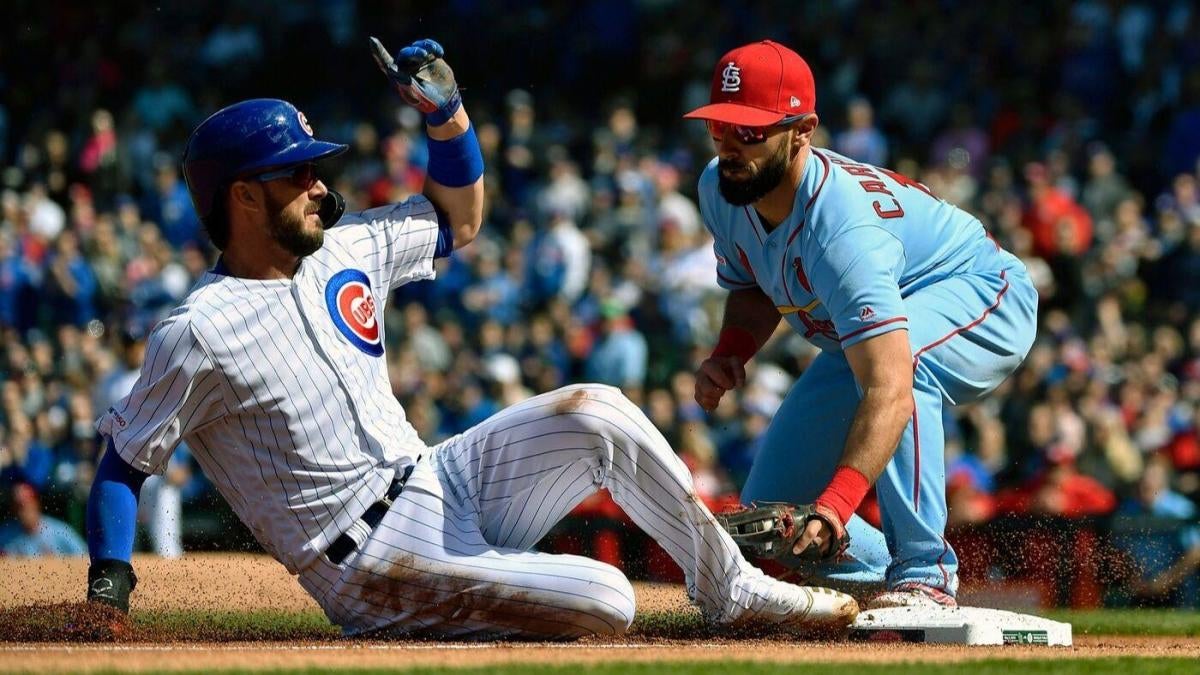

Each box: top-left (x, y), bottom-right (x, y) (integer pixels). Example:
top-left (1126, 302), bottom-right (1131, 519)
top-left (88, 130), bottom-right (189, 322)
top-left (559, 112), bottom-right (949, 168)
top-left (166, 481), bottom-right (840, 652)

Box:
top-left (91, 659), bottom-right (1200, 675)
top-left (1045, 609), bottom-right (1200, 636)
top-left (122, 607), bottom-right (1200, 641)
top-left (132, 609), bottom-right (339, 641)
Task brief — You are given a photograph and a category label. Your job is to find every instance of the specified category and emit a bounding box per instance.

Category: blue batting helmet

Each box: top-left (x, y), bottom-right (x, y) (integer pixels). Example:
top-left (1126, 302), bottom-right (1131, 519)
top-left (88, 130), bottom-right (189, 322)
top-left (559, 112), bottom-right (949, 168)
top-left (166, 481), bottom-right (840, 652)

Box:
top-left (181, 98), bottom-right (348, 223)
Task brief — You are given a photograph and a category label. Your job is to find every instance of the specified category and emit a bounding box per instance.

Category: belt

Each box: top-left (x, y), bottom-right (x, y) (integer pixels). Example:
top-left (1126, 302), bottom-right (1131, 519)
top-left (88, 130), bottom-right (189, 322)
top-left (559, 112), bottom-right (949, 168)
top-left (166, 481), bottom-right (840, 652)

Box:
top-left (325, 463), bottom-right (416, 565)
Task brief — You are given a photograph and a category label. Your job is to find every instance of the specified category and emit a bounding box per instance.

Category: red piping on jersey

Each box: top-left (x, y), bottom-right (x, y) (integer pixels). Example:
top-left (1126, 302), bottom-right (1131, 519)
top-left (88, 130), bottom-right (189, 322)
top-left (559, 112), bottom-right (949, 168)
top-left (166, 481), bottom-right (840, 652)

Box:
top-left (839, 316), bottom-right (908, 342)
top-left (717, 270), bottom-right (756, 288)
top-left (775, 151), bottom-right (832, 308)
top-left (780, 249), bottom-right (799, 306)
top-left (911, 271), bottom-right (1010, 363)
top-left (805, 150), bottom-right (832, 216)
top-left (938, 535), bottom-right (951, 590)
top-left (742, 207), bottom-right (765, 245)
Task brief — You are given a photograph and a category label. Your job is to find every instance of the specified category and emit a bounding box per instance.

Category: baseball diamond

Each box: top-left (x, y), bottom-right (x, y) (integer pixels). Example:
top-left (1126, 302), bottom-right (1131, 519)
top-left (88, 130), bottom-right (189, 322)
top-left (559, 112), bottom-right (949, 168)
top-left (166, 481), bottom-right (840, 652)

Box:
top-left (3, 2), bottom-right (1200, 671)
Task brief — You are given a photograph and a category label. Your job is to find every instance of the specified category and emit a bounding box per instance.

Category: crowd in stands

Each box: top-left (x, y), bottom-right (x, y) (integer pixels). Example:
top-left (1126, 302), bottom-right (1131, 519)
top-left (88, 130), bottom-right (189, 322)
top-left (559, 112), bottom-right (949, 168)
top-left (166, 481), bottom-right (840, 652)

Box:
top-left (1, 1), bottom-right (1199, 605)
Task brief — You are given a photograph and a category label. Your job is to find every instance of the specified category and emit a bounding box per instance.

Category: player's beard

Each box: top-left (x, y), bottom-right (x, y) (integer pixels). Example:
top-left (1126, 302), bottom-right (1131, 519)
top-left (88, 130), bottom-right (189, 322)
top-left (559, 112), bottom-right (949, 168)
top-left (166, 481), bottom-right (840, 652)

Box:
top-left (266, 195), bottom-right (324, 258)
top-left (718, 138), bottom-right (790, 206)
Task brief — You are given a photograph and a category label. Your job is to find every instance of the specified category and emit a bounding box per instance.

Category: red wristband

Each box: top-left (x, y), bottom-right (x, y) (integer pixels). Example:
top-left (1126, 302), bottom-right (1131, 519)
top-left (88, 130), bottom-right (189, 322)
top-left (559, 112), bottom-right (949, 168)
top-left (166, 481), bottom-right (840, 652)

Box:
top-left (710, 326), bottom-right (758, 365)
top-left (815, 466), bottom-right (871, 526)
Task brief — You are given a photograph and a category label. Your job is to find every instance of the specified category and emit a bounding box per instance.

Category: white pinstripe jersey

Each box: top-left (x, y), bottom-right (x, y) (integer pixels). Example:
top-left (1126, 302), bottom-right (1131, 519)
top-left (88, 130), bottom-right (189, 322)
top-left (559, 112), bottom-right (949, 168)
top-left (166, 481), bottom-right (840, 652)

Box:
top-left (95, 197), bottom-right (440, 574)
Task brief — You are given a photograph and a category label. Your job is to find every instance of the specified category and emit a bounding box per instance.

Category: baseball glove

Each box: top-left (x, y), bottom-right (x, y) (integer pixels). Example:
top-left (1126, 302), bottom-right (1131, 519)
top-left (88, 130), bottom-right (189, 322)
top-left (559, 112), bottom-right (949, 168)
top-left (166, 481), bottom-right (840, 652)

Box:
top-left (717, 502), bottom-right (850, 568)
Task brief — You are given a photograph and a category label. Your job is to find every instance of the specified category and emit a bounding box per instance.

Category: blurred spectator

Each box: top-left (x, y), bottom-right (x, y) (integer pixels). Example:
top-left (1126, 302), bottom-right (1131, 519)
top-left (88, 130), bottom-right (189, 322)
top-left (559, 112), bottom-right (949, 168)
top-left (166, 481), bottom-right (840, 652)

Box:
top-left (834, 97), bottom-right (888, 167)
top-left (1111, 456), bottom-right (1200, 606)
top-left (880, 60), bottom-right (948, 148)
top-left (584, 300), bottom-right (648, 395)
top-left (1023, 161), bottom-right (1094, 259)
top-left (140, 156), bottom-right (202, 249)
top-left (0, 483), bottom-right (86, 557)
top-left (1081, 145), bottom-right (1132, 239)
top-left (931, 104), bottom-right (990, 181)
top-left (131, 60), bottom-right (194, 135)
top-left (1163, 70), bottom-right (1200, 179)
top-left (43, 230), bottom-right (98, 328)
top-left (78, 110), bottom-right (122, 209)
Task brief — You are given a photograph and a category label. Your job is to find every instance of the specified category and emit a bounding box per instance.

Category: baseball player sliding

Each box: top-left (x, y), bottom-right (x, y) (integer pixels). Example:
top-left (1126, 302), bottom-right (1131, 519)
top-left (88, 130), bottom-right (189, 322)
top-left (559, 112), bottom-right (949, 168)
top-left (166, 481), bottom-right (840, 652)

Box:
top-left (83, 37), bottom-right (858, 638)
top-left (690, 41), bottom-right (1038, 608)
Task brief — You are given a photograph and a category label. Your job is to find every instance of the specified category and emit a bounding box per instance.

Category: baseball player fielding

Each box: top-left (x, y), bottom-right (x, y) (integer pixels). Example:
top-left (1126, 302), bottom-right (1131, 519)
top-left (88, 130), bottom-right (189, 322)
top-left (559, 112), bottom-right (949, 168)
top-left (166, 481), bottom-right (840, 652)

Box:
top-left (687, 40), bottom-right (1037, 609)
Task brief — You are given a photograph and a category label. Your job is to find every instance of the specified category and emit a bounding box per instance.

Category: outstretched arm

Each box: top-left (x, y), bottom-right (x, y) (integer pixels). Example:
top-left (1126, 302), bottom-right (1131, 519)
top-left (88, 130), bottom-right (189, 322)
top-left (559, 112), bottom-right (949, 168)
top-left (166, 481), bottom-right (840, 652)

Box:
top-left (371, 37), bottom-right (484, 252)
top-left (86, 440), bottom-right (150, 612)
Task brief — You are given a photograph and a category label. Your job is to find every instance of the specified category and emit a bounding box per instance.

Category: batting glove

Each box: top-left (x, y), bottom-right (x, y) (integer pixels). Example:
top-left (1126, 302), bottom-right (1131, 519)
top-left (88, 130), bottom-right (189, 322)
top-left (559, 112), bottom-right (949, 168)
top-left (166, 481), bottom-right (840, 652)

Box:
top-left (370, 37), bottom-right (462, 126)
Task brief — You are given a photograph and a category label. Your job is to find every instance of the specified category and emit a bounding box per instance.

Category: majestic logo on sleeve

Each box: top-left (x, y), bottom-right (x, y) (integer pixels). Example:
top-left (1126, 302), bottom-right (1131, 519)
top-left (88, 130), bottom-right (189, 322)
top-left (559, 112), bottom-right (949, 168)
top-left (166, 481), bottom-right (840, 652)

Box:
top-left (721, 62), bottom-right (742, 92)
top-left (325, 269), bottom-right (383, 357)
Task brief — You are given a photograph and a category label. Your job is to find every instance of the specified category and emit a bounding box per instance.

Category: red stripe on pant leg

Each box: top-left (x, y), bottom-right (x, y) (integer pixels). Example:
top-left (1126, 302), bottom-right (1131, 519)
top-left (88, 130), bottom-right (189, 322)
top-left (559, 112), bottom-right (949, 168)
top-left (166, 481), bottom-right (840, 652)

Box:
top-left (938, 535), bottom-right (950, 591)
top-left (911, 396), bottom-right (920, 513)
top-left (907, 272), bottom-right (1010, 530)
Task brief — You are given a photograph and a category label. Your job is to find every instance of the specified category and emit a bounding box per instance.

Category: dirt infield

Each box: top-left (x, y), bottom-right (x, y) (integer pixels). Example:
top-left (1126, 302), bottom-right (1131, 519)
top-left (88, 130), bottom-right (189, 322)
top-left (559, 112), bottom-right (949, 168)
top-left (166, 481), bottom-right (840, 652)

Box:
top-left (3, 554), bottom-right (1198, 672)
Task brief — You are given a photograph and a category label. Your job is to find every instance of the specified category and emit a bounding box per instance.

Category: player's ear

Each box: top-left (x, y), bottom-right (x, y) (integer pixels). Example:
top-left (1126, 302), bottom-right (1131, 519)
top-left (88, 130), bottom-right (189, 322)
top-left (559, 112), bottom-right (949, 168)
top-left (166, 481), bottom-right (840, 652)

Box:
top-left (795, 113), bottom-right (819, 148)
top-left (229, 180), bottom-right (262, 213)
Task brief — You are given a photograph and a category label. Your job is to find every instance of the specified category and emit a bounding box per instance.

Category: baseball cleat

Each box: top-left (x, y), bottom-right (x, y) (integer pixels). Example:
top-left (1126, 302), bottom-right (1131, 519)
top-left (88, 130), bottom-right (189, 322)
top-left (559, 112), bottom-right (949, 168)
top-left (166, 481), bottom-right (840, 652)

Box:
top-left (865, 581), bottom-right (958, 609)
top-left (724, 572), bottom-right (860, 629)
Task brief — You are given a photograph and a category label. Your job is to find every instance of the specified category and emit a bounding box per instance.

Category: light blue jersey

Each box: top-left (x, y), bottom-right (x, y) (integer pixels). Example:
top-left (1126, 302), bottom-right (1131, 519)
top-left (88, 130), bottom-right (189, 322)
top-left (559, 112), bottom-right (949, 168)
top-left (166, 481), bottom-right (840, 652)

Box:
top-left (699, 147), bottom-right (1038, 597)
top-left (699, 148), bottom-right (1025, 352)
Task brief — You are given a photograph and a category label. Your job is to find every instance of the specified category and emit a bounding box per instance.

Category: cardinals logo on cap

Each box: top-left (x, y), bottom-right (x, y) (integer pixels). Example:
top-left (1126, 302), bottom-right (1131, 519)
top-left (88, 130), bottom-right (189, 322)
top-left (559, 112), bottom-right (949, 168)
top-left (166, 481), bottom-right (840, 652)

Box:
top-left (325, 269), bottom-right (383, 356)
top-left (721, 62), bottom-right (742, 92)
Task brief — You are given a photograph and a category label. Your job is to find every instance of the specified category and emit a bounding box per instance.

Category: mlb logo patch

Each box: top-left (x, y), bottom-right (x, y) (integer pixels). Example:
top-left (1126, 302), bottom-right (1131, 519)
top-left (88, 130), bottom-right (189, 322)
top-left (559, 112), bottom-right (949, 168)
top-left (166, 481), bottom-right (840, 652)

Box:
top-left (325, 269), bottom-right (383, 357)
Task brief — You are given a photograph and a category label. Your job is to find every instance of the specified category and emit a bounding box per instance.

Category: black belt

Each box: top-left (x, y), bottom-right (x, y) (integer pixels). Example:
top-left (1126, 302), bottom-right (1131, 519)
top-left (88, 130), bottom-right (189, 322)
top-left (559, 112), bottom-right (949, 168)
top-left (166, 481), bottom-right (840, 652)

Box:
top-left (325, 463), bottom-right (415, 565)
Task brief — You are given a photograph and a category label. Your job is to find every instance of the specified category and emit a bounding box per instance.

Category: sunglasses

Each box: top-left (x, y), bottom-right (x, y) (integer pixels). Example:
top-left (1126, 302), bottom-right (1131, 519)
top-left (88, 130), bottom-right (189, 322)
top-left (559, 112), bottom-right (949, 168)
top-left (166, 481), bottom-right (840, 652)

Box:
top-left (707, 113), bottom-right (811, 145)
top-left (250, 163), bottom-right (319, 190)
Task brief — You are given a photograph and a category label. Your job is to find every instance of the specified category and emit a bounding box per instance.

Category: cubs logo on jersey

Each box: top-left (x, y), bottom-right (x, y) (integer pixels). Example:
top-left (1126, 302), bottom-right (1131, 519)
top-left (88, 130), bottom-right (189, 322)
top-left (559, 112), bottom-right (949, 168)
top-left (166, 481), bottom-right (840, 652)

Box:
top-left (325, 269), bottom-right (383, 356)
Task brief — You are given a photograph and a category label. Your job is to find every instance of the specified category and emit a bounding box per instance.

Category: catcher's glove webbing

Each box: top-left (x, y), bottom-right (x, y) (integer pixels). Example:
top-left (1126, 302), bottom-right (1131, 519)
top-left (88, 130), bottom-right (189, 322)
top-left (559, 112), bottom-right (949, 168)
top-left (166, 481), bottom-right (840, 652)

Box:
top-left (716, 501), bottom-right (850, 569)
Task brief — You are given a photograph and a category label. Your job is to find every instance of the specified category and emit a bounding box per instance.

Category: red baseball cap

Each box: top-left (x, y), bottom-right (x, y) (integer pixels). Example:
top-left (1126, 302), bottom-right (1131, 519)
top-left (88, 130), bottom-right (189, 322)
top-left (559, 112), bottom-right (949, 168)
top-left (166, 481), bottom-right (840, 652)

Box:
top-left (684, 40), bottom-right (816, 126)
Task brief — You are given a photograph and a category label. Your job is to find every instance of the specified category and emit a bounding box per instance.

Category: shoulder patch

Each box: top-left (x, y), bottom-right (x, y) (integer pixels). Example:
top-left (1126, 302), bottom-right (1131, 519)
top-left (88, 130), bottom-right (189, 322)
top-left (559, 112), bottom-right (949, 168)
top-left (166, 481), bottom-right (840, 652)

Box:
top-left (325, 269), bottom-right (383, 357)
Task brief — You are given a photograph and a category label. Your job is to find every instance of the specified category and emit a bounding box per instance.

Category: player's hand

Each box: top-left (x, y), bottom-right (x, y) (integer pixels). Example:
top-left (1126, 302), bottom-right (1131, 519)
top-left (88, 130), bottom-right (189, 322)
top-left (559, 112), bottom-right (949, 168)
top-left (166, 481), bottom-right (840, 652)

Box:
top-left (369, 37), bottom-right (462, 126)
top-left (793, 503), bottom-right (847, 559)
top-left (694, 355), bottom-right (746, 411)
top-left (794, 517), bottom-right (833, 557)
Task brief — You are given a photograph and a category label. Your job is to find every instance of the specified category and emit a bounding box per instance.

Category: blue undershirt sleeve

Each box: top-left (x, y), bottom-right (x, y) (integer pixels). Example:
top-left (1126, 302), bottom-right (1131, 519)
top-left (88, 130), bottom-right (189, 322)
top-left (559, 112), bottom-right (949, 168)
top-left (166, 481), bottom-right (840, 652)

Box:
top-left (86, 439), bottom-right (150, 563)
top-left (434, 214), bottom-right (454, 258)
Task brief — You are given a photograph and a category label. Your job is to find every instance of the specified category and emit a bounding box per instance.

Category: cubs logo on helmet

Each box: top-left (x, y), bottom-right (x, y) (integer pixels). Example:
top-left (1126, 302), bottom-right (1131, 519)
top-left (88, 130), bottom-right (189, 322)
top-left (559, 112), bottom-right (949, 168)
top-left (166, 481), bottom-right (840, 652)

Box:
top-left (325, 269), bottom-right (383, 356)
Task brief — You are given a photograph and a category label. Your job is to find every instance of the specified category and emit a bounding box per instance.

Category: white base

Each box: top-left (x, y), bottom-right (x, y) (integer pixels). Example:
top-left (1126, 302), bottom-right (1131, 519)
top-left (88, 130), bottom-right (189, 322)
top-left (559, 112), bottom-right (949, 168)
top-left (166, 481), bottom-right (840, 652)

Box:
top-left (849, 606), bottom-right (1073, 646)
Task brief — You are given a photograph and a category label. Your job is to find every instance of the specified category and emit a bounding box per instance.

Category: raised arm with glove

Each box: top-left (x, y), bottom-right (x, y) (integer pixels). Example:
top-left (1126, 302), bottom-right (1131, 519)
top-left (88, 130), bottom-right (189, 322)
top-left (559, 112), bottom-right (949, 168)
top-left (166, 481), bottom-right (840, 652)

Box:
top-left (370, 36), bottom-right (483, 251)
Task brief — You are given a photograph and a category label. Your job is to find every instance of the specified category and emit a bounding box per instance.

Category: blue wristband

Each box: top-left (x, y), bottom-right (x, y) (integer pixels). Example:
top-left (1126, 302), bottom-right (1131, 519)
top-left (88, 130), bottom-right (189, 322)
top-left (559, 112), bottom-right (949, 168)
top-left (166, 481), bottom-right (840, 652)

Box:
top-left (426, 124), bottom-right (484, 188)
top-left (425, 90), bottom-right (462, 127)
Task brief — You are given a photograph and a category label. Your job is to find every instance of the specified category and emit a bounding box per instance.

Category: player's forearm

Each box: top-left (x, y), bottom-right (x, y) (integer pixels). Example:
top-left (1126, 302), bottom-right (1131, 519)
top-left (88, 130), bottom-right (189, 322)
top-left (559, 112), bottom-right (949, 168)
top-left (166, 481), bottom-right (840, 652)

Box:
top-left (808, 386), bottom-right (912, 529)
top-left (839, 385), bottom-right (914, 482)
top-left (423, 106), bottom-right (484, 250)
top-left (717, 287), bottom-right (781, 357)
